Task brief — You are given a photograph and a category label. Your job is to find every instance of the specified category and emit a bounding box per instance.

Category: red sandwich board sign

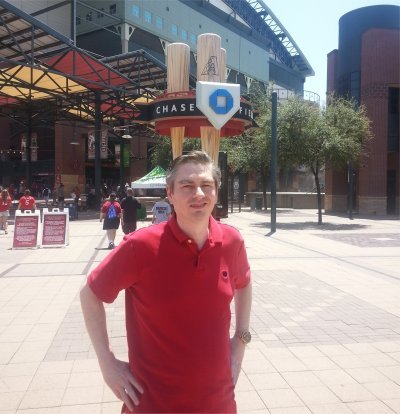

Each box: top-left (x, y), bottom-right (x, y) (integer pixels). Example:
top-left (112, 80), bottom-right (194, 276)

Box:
top-left (41, 208), bottom-right (69, 247)
top-left (12, 210), bottom-right (41, 249)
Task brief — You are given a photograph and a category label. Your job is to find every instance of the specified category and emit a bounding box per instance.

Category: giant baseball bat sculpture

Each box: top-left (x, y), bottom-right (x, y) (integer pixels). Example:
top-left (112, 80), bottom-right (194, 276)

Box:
top-left (167, 43), bottom-right (190, 159)
top-left (197, 33), bottom-right (225, 165)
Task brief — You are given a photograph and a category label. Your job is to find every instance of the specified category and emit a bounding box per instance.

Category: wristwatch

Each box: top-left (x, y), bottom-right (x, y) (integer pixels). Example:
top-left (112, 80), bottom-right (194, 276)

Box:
top-left (236, 331), bottom-right (252, 345)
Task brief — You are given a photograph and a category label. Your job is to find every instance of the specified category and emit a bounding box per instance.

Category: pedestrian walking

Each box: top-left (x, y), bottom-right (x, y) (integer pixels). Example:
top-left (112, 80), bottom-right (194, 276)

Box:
top-left (100, 192), bottom-right (121, 249)
top-left (42, 185), bottom-right (51, 206)
top-left (151, 194), bottom-right (171, 224)
top-left (120, 188), bottom-right (141, 235)
top-left (0, 189), bottom-right (11, 234)
top-left (18, 189), bottom-right (36, 212)
top-left (80, 151), bottom-right (252, 413)
top-left (57, 183), bottom-right (65, 210)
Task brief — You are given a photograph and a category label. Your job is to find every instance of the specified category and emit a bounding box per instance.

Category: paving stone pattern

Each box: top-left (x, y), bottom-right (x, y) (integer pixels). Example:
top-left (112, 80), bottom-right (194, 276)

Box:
top-left (251, 270), bottom-right (400, 347)
top-left (1, 210), bottom-right (400, 413)
top-left (316, 233), bottom-right (400, 248)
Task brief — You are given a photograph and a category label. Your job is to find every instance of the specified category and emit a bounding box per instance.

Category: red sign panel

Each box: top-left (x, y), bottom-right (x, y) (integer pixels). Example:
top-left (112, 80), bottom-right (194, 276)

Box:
top-left (13, 215), bottom-right (39, 248)
top-left (42, 214), bottom-right (67, 246)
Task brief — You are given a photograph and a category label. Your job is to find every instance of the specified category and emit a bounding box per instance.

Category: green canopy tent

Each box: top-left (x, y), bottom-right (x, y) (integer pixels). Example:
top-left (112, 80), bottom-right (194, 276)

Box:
top-left (131, 166), bottom-right (166, 189)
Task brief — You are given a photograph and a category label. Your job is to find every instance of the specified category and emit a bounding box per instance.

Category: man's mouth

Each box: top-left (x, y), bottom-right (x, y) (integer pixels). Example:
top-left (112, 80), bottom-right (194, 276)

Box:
top-left (190, 202), bottom-right (207, 209)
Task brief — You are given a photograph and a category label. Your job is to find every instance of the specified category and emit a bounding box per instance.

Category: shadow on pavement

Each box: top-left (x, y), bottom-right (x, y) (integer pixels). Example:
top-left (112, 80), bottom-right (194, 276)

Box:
top-left (250, 221), bottom-right (369, 231)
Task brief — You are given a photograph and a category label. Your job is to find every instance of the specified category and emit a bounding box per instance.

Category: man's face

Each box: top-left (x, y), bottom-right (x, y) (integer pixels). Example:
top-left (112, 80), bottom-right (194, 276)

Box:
top-left (167, 162), bottom-right (217, 223)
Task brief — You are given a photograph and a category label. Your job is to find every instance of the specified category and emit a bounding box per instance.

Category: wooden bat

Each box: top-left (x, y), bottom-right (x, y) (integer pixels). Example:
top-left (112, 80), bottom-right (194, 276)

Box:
top-left (197, 34), bottom-right (225, 164)
top-left (167, 43), bottom-right (190, 159)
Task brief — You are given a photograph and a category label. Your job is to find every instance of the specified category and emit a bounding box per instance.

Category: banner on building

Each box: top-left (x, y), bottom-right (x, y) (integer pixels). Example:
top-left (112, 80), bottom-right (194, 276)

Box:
top-left (115, 144), bottom-right (120, 166)
top-left (21, 134), bottom-right (27, 161)
top-left (101, 128), bottom-right (108, 159)
top-left (88, 130), bottom-right (95, 159)
top-left (31, 132), bottom-right (38, 162)
top-left (123, 146), bottom-right (130, 168)
top-left (88, 129), bottom-right (108, 160)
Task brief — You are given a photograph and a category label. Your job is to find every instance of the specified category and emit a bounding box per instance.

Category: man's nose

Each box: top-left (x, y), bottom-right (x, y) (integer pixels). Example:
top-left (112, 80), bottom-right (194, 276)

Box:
top-left (194, 186), bottom-right (205, 197)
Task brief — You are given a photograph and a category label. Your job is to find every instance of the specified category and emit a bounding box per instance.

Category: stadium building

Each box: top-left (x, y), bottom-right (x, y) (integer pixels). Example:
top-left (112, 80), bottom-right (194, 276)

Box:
top-left (326, 5), bottom-right (400, 216)
top-left (0, 0), bottom-right (315, 200)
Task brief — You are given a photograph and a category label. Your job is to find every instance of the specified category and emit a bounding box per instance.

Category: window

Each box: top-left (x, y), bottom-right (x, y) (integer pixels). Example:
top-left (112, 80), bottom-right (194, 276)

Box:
top-left (156, 16), bottom-right (163, 29)
top-left (171, 24), bottom-right (178, 36)
top-left (181, 29), bottom-right (187, 41)
top-left (132, 5), bottom-right (140, 17)
top-left (109, 4), bottom-right (116, 15)
top-left (144, 10), bottom-right (152, 24)
top-left (97, 8), bottom-right (104, 18)
top-left (190, 33), bottom-right (196, 45)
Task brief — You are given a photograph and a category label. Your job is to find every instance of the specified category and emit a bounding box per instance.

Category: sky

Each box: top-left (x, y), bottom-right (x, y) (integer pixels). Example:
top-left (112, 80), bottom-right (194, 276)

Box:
top-left (265, 0), bottom-right (399, 105)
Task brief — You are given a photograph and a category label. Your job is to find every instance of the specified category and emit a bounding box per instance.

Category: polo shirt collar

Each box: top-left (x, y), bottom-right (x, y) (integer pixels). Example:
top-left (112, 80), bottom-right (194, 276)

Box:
top-left (167, 213), bottom-right (223, 245)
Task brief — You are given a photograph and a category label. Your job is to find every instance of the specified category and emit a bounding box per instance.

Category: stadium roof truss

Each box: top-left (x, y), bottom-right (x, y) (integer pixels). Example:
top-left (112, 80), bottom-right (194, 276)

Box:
top-left (222, 0), bottom-right (314, 76)
top-left (101, 50), bottom-right (196, 93)
top-left (0, 0), bottom-right (167, 127)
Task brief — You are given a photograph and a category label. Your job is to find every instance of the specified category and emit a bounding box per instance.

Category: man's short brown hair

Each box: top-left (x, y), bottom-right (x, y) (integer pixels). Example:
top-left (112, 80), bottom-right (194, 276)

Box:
top-left (166, 151), bottom-right (221, 191)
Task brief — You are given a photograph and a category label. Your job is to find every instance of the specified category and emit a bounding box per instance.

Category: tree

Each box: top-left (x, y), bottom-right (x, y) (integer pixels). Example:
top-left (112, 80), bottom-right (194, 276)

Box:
top-left (278, 96), bottom-right (372, 224)
top-left (221, 84), bottom-right (273, 209)
top-left (150, 136), bottom-right (200, 169)
top-left (323, 96), bottom-right (372, 168)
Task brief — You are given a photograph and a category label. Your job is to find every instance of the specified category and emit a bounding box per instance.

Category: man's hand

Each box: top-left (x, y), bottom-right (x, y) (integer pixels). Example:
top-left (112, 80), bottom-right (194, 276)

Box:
top-left (230, 336), bottom-right (246, 386)
top-left (99, 353), bottom-right (144, 412)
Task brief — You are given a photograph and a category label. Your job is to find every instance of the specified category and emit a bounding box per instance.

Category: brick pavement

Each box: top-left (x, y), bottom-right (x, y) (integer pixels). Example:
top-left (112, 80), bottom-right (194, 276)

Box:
top-left (0, 209), bottom-right (400, 413)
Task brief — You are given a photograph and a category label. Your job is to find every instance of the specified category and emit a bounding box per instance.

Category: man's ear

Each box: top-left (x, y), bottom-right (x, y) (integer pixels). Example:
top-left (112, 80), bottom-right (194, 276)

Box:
top-left (166, 185), bottom-right (172, 201)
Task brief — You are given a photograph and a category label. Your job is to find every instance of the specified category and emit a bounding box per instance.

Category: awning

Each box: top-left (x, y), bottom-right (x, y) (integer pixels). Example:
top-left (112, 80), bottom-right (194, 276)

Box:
top-left (131, 166), bottom-right (166, 189)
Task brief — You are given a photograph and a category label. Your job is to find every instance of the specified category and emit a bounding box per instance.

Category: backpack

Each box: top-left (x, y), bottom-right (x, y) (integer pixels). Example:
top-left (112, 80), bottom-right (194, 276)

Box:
top-left (107, 203), bottom-right (117, 219)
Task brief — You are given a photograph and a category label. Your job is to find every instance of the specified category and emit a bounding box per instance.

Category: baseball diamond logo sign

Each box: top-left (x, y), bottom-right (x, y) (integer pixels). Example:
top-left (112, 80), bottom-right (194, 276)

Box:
top-left (209, 89), bottom-right (234, 114)
top-left (196, 81), bottom-right (241, 130)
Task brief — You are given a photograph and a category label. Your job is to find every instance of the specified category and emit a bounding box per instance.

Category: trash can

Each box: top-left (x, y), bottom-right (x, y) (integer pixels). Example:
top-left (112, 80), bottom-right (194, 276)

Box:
top-left (255, 197), bottom-right (263, 210)
top-left (68, 203), bottom-right (78, 220)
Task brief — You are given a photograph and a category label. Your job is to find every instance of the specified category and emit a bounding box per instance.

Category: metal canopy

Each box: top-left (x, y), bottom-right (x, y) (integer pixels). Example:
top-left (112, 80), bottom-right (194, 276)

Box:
top-left (102, 49), bottom-right (196, 93)
top-left (0, 0), bottom-right (163, 120)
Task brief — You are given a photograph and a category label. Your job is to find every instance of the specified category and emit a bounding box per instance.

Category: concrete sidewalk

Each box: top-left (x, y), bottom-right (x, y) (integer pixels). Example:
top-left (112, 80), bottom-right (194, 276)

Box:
top-left (1, 209), bottom-right (400, 413)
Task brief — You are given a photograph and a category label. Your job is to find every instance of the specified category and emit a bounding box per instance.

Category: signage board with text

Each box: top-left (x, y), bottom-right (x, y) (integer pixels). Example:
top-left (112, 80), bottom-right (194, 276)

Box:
top-left (12, 211), bottom-right (40, 249)
top-left (41, 209), bottom-right (69, 247)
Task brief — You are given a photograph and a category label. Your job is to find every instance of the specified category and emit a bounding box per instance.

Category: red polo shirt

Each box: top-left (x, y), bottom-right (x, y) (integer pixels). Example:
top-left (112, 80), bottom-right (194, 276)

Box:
top-left (88, 215), bottom-right (250, 413)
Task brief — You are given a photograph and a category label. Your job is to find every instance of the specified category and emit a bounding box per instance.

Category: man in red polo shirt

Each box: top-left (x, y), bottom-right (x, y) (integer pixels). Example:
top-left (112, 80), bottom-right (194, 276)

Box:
top-left (80, 151), bottom-right (252, 413)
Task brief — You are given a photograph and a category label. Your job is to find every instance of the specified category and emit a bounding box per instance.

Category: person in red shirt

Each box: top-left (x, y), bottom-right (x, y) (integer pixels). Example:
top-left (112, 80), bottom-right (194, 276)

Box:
top-left (80, 151), bottom-right (252, 413)
top-left (0, 189), bottom-right (12, 234)
top-left (18, 189), bottom-right (36, 212)
top-left (100, 192), bottom-right (121, 249)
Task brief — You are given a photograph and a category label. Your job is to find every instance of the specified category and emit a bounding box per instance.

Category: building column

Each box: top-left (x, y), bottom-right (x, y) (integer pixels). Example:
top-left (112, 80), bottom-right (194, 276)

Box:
top-left (117, 23), bottom-right (136, 54)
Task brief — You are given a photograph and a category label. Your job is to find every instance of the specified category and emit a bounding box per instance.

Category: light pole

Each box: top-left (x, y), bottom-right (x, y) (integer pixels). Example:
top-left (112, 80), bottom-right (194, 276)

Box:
top-left (270, 91), bottom-right (277, 233)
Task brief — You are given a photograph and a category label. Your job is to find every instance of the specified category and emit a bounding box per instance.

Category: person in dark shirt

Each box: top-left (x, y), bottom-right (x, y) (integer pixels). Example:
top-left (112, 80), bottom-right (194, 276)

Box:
top-left (120, 188), bottom-right (141, 235)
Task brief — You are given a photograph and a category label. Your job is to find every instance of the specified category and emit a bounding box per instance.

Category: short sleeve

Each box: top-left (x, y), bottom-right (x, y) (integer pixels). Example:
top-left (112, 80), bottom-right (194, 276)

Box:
top-left (87, 236), bottom-right (139, 303)
top-left (233, 237), bottom-right (251, 290)
top-left (101, 202), bottom-right (108, 214)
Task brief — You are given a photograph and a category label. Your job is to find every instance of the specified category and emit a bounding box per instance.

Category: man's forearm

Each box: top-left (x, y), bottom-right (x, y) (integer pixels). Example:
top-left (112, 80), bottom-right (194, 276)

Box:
top-left (234, 282), bottom-right (252, 334)
top-left (80, 283), bottom-right (113, 364)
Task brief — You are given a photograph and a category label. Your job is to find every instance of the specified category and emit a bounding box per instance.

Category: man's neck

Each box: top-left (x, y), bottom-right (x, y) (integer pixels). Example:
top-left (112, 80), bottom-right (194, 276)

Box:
top-left (176, 216), bottom-right (210, 250)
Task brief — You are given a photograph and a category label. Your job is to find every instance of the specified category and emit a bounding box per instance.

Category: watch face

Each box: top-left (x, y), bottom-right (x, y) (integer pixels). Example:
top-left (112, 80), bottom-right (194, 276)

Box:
top-left (241, 331), bottom-right (251, 344)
